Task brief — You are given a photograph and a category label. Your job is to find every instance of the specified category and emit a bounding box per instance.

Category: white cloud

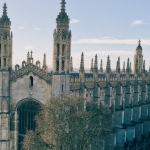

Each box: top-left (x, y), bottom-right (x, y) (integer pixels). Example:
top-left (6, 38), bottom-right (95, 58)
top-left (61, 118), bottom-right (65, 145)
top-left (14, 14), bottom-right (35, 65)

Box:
top-left (73, 37), bottom-right (150, 45)
top-left (24, 45), bottom-right (35, 50)
top-left (19, 27), bottom-right (25, 29)
top-left (131, 20), bottom-right (144, 25)
top-left (70, 19), bottom-right (80, 24)
top-left (33, 28), bottom-right (42, 30)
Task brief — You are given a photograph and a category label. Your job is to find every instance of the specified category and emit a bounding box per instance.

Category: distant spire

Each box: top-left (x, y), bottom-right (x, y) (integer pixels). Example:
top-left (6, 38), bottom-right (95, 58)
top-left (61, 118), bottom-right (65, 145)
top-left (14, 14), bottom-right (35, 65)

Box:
top-left (138, 39), bottom-right (141, 45)
top-left (61, 0), bottom-right (66, 12)
top-left (27, 52), bottom-right (30, 64)
top-left (149, 66), bottom-right (150, 73)
top-left (30, 51), bottom-right (33, 58)
top-left (100, 59), bottom-right (103, 73)
top-left (123, 61), bottom-right (125, 73)
top-left (106, 55), bottom-right (111, 74)
top-left (94, 54), bottom-right (98, 73)
top-left (126, 58), bottom-right (130, 74)
top-left (70, 56), bottom-right (73, 72)
top-left (116, 57), bottom-right (120, 73)
top-left (43, 53), bottom-right (47, 66)
top-left (80, 52), bottom-right (84, 73)
top-left (130, 62), bottom-right (132, 73)
top-left (90, 58), bottom-right (94, 73)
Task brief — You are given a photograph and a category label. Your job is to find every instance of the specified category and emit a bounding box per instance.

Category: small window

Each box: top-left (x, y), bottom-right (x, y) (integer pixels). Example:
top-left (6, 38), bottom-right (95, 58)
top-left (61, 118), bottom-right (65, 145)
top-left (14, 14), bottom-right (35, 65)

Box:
top-left (62, 84), bottom-right (63, 92)
top-left (62, 60), bottom-right (65, 71)
top-left (4, 58), bottom-right (6, 67)
top-left (30, 76), bottom-right (33, 86)
top-left (57, 44), bottom-right (59, 57)
top-left (62, 45), bottom-right (65, 56)
top-left (56, 60), bottom-right (59, 72)
top-left (86, 94), bottom-right (88, 97)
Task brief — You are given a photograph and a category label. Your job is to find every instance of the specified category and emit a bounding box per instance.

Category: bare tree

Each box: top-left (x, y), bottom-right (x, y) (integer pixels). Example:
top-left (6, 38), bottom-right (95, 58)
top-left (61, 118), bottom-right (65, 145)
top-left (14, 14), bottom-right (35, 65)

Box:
top-left (22, 96), bottom-right (115, 150)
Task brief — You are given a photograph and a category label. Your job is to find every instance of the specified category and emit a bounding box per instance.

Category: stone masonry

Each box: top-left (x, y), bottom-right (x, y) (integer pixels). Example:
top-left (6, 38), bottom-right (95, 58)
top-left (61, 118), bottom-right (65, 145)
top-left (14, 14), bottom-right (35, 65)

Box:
top-left (0, 1), bottom-right (150, 150)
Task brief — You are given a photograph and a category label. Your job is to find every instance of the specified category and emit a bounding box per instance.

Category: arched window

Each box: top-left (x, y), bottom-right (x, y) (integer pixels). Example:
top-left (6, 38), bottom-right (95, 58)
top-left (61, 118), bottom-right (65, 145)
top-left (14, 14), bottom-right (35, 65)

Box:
top-left (62, 45), bottom-right (65, 56)
top-left (56, 60), bottom-right (59, 72)
top-left (4, 58), bottom-right (6, 67)
top-left (57, 44), bottom-right (59, 57)
top-left (0, 59), bottom-right (1, 68)
top-left (30, 76), bottom-right (33, 86)
top-left (17, 100), bottom-right (41, 150)
top-left (62, 60), bottom-right (64, 71)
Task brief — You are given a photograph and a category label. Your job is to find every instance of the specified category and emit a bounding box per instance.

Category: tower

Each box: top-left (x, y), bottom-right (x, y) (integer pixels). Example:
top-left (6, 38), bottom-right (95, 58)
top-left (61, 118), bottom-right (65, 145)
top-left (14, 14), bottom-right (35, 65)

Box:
top-left (52, 0), bottom-right (71, 97)
top-left (133, 40), bottom-right (143, 73)
top-left (0, 3), bottom-right (12, 149)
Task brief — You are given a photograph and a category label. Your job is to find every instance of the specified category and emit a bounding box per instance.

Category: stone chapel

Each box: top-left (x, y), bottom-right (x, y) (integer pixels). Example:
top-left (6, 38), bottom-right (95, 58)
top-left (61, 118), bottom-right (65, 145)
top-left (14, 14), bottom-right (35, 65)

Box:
top-left (0, 0), bottom-right (150, 150)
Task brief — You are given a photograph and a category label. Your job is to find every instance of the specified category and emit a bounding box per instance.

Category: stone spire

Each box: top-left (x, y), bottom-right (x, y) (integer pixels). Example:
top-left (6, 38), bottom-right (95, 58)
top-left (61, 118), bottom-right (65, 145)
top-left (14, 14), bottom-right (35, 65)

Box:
top-left (56, 0), bottom-right (69, 24)
top-left (126, 58), bottom-right (130, 74)
top-left (100, 59), bottom-right (103, 73)
top-left (123, 61), bottom-right (125, 73)
top-left (79, 52), bottom-right (84, 73)
top-left (94, 54), bottom-right (98, 73)
top-left (43, 53), bottom-right (47, 66)
top-left (90, 58), bottom-right (94, 73)
top-left (142, 60), bottom-right (145, 73)
top-left (0, 3), bottom-right (10, 23)
top-left (70, 56), bottom-right (73, 72)
top-left (106, 55), bottom-right (111, 74)
top-left (61, 0), bottom-right (66, 12)
top-left (133, 40), bottom-right (143, 73)
top-left (130, 62), bottom-right (132, 73)
top-left (116, 57), bottom-right (120, 73)
top-left (43, 53), bottom-right (48, 73)
top-left (27, 52), bottom-right (30, 64)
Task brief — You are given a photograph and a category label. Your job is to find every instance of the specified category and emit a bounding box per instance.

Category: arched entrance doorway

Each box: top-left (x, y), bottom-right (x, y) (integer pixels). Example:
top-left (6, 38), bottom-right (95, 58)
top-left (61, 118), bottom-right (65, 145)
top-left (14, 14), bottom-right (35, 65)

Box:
top-left (17, 99), bottom-right (41, 150)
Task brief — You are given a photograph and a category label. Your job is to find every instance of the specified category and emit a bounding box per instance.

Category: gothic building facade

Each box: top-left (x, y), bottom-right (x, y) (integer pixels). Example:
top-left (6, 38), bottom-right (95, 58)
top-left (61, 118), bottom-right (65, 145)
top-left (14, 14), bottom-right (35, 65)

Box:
top-left (0, 1), bottom-right (150, 150)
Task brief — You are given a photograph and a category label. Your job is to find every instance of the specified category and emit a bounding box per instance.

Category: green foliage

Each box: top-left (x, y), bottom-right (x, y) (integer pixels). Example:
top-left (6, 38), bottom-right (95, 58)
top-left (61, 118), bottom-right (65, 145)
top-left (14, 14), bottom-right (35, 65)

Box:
top-left (22, 96), bottom-right (114, 150)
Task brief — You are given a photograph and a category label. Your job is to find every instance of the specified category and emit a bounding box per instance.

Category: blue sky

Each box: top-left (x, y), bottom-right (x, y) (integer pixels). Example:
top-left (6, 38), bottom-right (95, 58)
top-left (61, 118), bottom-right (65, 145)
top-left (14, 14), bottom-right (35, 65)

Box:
top-left (0, 0), bottom-right (150, 71)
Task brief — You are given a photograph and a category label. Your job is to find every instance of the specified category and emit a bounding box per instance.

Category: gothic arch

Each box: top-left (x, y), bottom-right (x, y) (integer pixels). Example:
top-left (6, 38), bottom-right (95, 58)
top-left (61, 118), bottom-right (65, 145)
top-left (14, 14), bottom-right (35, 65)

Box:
top-left (15, 98), bottom-right (42, 150)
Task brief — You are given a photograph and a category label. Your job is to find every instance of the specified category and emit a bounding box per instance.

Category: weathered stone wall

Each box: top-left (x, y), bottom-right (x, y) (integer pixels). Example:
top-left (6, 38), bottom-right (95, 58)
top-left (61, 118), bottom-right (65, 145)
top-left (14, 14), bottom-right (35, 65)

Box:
top-left (9, 72), bottom-right (51, 150)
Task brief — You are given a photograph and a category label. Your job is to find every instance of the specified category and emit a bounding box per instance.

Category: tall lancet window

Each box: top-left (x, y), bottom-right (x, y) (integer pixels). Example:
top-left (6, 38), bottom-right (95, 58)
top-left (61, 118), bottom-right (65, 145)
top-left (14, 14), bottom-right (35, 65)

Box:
top-left (4, 45), bottom-right (6, 54)
top-left (4, 58), bottom-right (6, 67)
top-left (30, 76), bottom-right (33, 86)
top-left (56, 60), bottom-right (59, 72)
top-left (0, 59), bottom-right (1, 68)
top-left (0, 44), bottom-right (1, 54)
top-left (57, 44), bottom-right (59, 57)
top-left (62, 60), bottom-right (65, 71)
top-left (62, 45), bottom-right (65, 56)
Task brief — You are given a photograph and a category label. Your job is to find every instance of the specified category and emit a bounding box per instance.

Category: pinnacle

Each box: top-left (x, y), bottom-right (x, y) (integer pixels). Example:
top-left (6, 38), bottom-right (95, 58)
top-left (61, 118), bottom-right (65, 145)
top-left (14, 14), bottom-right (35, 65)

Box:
top-left (3, 3), bottom-right (7, 16)
top-left (138, 39), bottom-right (141, 45)
top-left (61, 0), bottom-right (66, 12)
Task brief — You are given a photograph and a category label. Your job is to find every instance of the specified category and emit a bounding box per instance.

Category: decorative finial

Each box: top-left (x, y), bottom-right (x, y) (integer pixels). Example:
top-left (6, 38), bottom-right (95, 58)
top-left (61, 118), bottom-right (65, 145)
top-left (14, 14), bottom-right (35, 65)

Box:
top-left (138, 39), bottom-right (141, 45)
top-left (3, 3), bottom-right (7, 16)
top-left (61, 0), bottom-right (66, 12)
top-left (31, 51), bottom-right (33, 58)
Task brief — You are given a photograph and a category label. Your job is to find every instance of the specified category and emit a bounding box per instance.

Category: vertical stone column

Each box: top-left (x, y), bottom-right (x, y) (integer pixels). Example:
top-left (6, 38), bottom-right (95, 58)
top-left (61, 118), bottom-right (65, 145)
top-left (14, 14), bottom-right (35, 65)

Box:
top-left (0, 71), bottom-right (10, 150)
top-left (15, 111), bottom-right (18, 150)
